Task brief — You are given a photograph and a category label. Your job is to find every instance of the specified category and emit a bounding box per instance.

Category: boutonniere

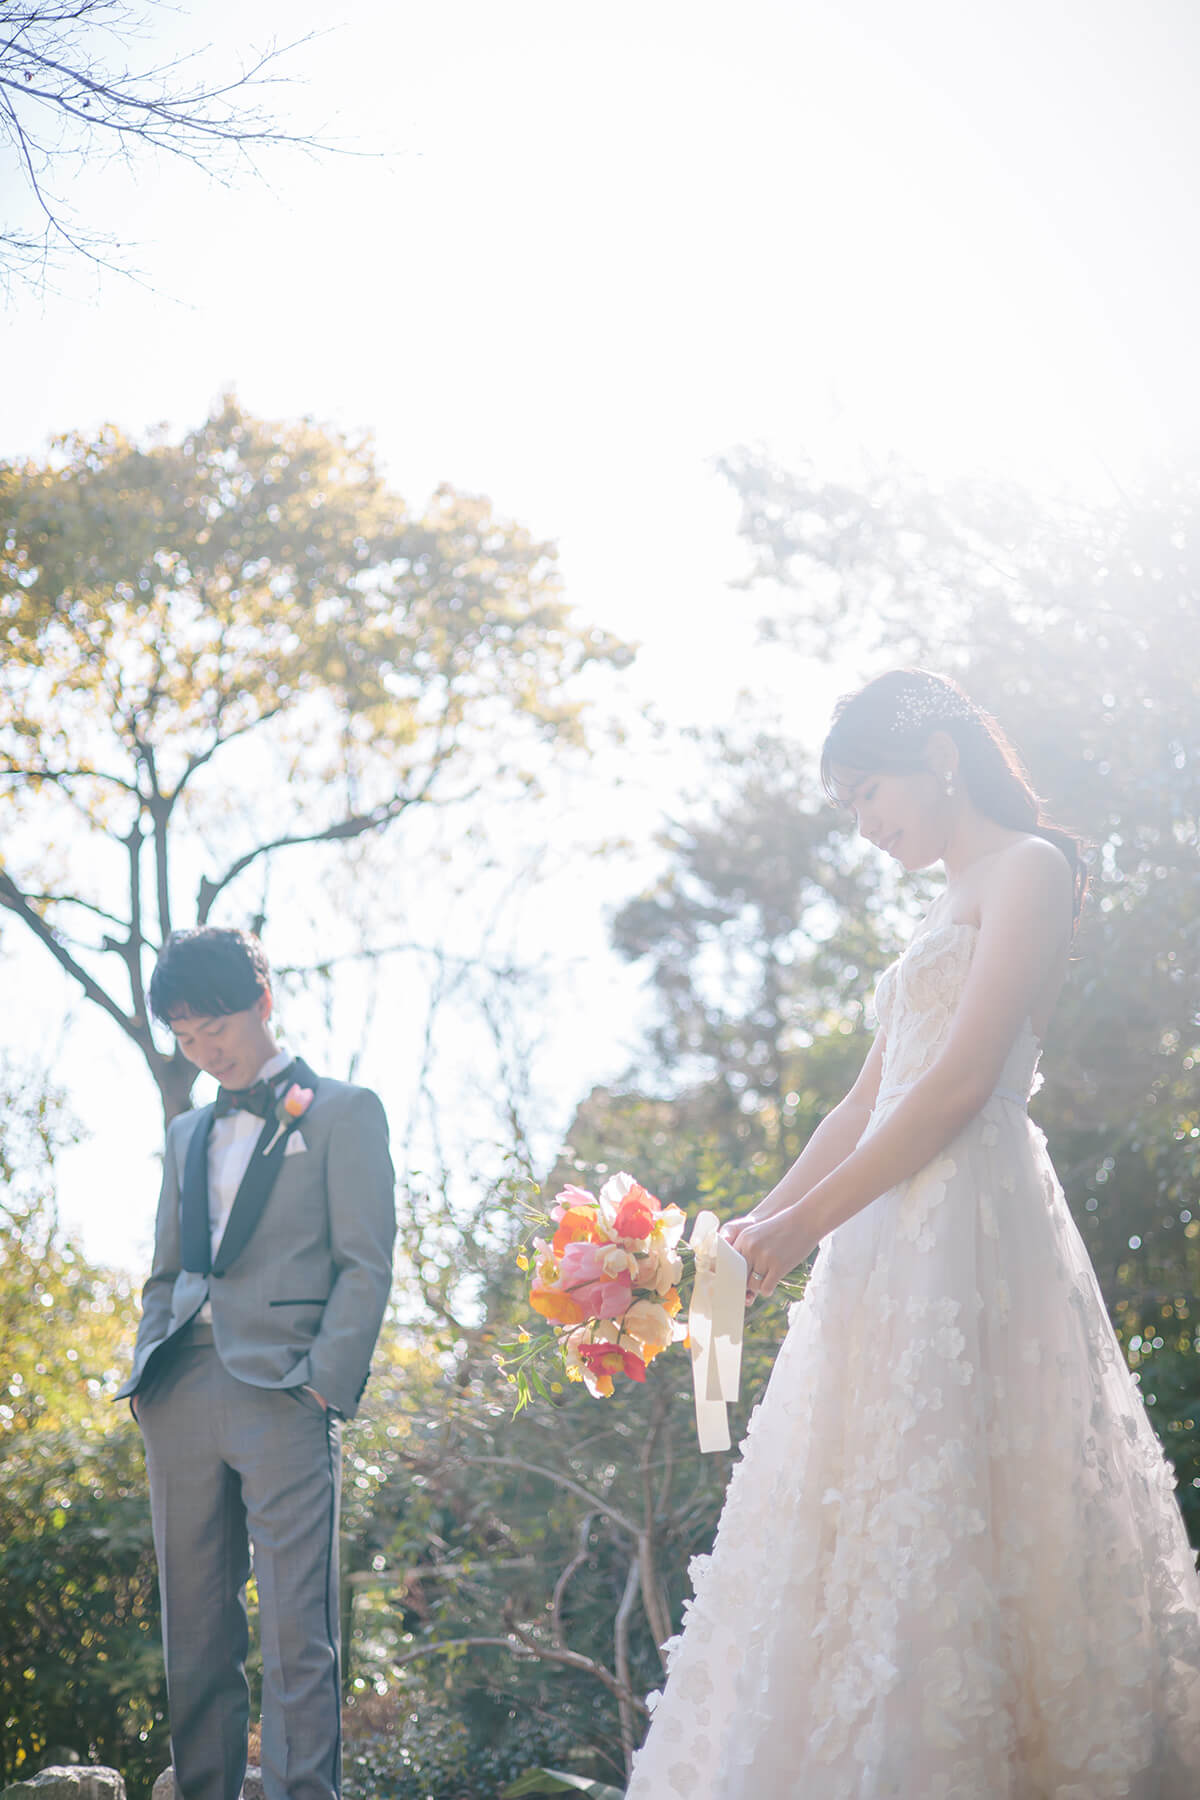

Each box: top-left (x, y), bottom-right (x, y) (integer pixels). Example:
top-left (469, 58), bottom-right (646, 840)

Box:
top-left (262, 1083), bottom-right (314, 1155)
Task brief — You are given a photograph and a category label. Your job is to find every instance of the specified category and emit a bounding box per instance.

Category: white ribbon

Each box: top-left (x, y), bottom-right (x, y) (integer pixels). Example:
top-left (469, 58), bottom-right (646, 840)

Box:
top-left (687, 1210), bottom-right (746, 1453)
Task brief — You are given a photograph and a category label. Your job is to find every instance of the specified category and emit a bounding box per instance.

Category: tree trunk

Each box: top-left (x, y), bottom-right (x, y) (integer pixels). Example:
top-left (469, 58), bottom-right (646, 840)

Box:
top-left (154, 1050), bottom-right (198, 1127)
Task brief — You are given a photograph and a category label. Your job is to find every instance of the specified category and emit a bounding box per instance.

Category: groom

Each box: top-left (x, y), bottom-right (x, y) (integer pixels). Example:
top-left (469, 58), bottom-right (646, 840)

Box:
top-left (118, 927), bottom-right (396, 1800)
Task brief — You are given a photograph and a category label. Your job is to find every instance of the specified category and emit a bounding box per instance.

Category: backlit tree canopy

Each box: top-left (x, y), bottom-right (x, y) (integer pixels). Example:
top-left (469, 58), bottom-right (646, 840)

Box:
top-left (0, 395), bottom-right (632, 1117)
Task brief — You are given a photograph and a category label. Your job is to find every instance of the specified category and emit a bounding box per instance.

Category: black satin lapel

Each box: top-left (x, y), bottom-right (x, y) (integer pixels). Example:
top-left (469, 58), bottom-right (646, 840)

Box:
top-left (180, 1109), bottom-right (215, 1274)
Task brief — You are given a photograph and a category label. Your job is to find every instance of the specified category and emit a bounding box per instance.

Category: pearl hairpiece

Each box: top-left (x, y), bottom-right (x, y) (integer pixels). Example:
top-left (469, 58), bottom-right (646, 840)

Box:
top-left (889, 682), bottom-right (976, 737)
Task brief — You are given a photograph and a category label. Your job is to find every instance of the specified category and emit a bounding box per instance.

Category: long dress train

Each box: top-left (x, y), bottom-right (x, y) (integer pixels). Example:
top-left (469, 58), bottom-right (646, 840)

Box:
top-left (626, 920), bottom-right (1200, 1799)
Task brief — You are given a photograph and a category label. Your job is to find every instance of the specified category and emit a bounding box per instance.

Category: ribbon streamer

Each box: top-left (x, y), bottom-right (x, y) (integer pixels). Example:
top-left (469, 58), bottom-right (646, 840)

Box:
top-left (688, 1210), bottom-right (746, 1452)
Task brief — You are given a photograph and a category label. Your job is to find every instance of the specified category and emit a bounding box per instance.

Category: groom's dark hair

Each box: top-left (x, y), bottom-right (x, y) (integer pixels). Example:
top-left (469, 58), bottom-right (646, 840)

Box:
top-left (149, 927), bottom-right (272, 1024)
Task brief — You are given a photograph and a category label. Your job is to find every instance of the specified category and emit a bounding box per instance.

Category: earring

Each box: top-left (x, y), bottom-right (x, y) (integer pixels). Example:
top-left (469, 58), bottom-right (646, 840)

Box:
top-left (944, 773), bottom-right (955, 798)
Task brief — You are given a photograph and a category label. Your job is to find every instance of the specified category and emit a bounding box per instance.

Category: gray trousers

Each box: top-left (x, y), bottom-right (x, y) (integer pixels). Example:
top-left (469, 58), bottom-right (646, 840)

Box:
top-left (137, 1325), bottom-right (343, 1800)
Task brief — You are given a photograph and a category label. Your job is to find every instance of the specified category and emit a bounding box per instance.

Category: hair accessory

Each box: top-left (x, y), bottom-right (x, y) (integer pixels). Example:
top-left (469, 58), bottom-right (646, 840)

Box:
top-left (889, 679), bottom-right (976, 738)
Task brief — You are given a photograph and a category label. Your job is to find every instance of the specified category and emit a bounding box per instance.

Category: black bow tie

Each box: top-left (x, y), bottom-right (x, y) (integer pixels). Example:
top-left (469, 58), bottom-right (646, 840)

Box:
top-left (214, 1078), bottom-right (276, 1120)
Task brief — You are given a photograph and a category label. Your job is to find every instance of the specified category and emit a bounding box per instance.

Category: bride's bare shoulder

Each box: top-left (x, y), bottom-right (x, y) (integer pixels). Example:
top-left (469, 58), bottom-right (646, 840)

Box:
top-left (979, 835), bottom-right (1074, 931)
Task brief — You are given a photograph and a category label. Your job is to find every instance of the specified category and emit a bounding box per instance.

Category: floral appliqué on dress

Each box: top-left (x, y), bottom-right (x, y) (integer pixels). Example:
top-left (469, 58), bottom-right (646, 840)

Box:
top-left (628, 920), bottom-right (1200, 1800)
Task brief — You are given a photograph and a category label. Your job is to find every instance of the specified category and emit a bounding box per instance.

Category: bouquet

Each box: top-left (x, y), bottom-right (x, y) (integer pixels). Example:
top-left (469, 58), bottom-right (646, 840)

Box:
top-left (503, 1172), bottom-right (690, 1409)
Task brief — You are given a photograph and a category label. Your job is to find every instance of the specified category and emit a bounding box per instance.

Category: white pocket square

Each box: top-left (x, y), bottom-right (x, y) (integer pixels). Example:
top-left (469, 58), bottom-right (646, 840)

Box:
top-left (284, 1133), bottom-right (307, 1157)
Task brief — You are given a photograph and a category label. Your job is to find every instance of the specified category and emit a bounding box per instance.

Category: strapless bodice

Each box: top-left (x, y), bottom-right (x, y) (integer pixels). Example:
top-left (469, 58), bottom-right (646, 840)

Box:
top-left (872, 918), bottom-right (1043, 1110)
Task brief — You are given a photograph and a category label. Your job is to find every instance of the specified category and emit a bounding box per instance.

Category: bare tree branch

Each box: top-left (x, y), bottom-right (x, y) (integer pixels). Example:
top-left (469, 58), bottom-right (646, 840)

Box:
top-left (613, 1552), bottom-right (643, 1778)
top-left (195, 793), bottom-right (427, 923)
top-left (0, 866), bottom-right (147, 1049)
top-left (345, 1556), bottom-right (538, 1589)
top-left (0, 3), bottom-right (348, 286)
top-left (0, 762), bottom-right (141, 796)
top-left (550, 1511), bottom-right (595, 1651)
top-left (8, 43), bottom-right (322, 148)
top-left (387, 1630), bottom-right (650, 1715)
top-left (122, 818), bottom-right (151, 1028)
top-left (459, 1454), bottom-right (640, 1539)
top-left (506, 1615), bottom-right (650, 1715)
top-left (8, 892), bottom-right (134, 935)
top-left (133, 738), bottom-right (173, 941)
top-left (636, 1388), bottom-right (674, 1655)
top-left (177, 703), bottom-right (288, 793)
top-left (273, 940), bottom-right (526, 981)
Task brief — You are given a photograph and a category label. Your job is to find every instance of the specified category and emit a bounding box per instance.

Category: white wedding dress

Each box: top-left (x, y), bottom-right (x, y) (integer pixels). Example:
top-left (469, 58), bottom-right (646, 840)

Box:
top-left (626, 919), bottom-right (1200, 1799)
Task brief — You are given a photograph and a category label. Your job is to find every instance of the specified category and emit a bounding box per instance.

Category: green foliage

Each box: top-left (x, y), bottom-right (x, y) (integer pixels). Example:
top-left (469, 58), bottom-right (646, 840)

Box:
top-left (1, 397), bottom-right (626, 772)
top-left (609, 725), bottom-right (925, 1192)
top-left (336, 1102), bottom-right (803, 1793)
top-left (0, 1065), bottom-right (167, 1783)
top-left (0, 1063), bottom-right (135, 1436)
top-left (501, 1769), bottom-right (625, 1798)
top-left (617, 450), bottom-right (1200, 1539)
top-left (7, 441), bottom-right (1200, 1787)
top-left (0, 1423), bottom-right (167, 1786)
top-left (343, 1690), bottom-right (586, 1800)
top-left (1, 1196), bottom-right (137, 1440)
top-left (0, 396), bottom-right (632, 1119)
top-left (719, 449), bottom-right (1200, 1147)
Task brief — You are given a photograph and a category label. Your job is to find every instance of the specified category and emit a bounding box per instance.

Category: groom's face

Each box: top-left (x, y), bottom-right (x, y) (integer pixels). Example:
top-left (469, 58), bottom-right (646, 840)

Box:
top-left (170, 992), bottom-right (274, 1087)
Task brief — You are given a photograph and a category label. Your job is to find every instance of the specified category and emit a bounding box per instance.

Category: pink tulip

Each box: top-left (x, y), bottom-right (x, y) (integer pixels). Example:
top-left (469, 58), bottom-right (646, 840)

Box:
top-left (555, 1243), bottom-right (633, 1318)
top-left (571, 1273), bottom-right (633, 1318)
top-left (552, 1183), bottom-right (598, 1220)
top-left (558, 1241), bottom-right (610, 1286)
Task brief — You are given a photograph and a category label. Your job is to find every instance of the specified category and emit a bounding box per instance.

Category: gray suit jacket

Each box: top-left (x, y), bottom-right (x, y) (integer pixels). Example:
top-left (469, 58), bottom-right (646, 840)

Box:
top-left (118, 1076), bottom-right (395, 1420)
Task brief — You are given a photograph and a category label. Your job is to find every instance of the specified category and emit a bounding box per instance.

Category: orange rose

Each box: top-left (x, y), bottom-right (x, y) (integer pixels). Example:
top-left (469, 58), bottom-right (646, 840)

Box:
top-left (613, 1183), bottom-right (660, 1240)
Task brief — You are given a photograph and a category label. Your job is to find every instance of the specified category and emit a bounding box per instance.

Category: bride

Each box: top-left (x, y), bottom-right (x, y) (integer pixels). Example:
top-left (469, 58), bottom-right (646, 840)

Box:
top-left (625, 669), bottom-right (1200, 1799)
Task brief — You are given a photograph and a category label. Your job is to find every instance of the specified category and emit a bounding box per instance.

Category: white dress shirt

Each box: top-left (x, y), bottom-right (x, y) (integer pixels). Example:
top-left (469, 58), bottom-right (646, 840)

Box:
top-left (195, 1047), bottom-right (291, 1323)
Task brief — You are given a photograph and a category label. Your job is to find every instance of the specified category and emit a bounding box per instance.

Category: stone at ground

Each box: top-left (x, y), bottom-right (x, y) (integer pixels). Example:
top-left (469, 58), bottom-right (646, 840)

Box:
top-left (2, 1771), bottom-right (125, 1800)
top-left (151, 1769), bottom-right (265, 1800)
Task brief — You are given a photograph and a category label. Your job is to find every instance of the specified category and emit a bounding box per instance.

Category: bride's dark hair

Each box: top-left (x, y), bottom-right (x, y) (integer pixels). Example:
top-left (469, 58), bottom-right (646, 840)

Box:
top-left (820, 668), bottom-right (1089, 924)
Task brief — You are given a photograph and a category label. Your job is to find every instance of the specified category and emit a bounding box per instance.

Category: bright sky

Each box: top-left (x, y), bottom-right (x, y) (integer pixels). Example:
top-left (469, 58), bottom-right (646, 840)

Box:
top-left (5, 0), bottom-right (1199, 1270)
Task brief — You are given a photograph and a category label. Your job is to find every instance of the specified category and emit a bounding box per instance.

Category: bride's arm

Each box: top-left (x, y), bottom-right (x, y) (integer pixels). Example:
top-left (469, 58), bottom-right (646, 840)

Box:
top-left (725, 1027), bottom-right (886, 1235)
top-left (737, 839), bottom-right (1074, 1293)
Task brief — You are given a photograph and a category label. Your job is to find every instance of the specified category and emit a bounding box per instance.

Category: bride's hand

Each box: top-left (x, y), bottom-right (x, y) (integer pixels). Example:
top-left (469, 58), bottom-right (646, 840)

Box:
top-left (725, 1205), bottom-right (818, 1304)
top-left (721, 1213), bottom-right (758, 1253)
top-left (720, 1214), bottom-right (765, 1307)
